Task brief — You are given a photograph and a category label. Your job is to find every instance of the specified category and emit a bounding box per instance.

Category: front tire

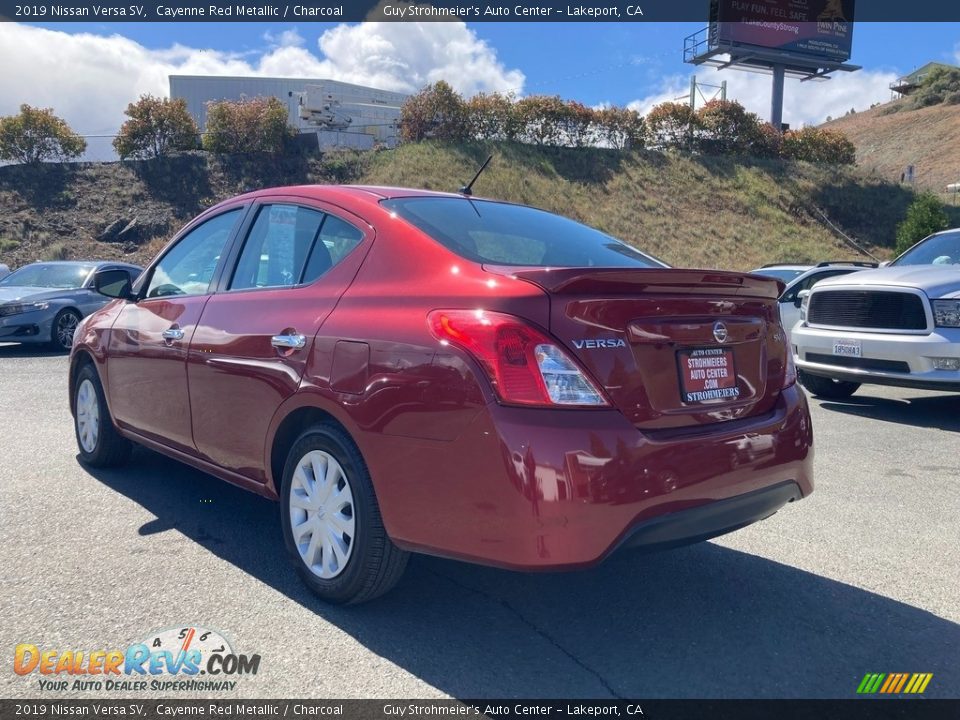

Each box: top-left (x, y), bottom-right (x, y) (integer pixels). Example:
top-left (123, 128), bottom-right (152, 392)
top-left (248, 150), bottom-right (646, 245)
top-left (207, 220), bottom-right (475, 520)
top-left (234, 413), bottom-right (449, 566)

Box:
top-left (280, 424), bottom-right (409, 604)
top-left (798, 370), bottom-right (860, 399)
top-left (74, 364), bottom-right (132, 467)
top-left (51, 308), bottom-right (81, 352)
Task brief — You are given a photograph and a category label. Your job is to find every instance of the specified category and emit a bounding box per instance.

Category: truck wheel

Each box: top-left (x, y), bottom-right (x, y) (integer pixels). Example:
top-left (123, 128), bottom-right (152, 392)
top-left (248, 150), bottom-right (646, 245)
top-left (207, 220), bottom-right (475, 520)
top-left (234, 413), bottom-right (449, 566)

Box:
top-left (799, 371), bottom-right (860, 399)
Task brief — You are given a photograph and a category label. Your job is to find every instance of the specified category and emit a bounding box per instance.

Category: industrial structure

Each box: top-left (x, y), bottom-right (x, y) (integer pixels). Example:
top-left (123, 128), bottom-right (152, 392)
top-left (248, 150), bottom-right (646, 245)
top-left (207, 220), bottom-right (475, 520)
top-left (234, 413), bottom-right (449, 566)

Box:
top-left (684, 0), bottom-right (860, 130)
top-left (169, 75), bottom-right (409, 150)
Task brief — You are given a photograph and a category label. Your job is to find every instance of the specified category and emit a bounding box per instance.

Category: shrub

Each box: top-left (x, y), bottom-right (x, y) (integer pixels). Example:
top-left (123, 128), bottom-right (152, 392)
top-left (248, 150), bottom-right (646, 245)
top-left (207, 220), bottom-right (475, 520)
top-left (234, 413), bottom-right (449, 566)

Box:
top-left (646, 102), bottom-right (698, 150)
top-left (514, 95), bottom-right (573, 146)
top-left (594, 106), bottom-right (646, 150)
top-left (43, 242), bottom-right (70, 261)
top-left (781, 127), bottom-right (856, 165)
top-left (0, 104), bottom-right (86, 164)
top-left (202, 97), bottom-right (295, 154)
top-left (695, 100), bottom-right (769, 156)
top-left (944, 90), bottom-right (960, 106)
top-left (113, 95), bottom-right (198, 160)
top-left (466, 92), bottom-right (518, 141)
top-left (398, 81), bottom-right (469, 142)
top-left (895, 192), bottom-right (949, 255)
top-left (909, 66), bottom-right (960, 109)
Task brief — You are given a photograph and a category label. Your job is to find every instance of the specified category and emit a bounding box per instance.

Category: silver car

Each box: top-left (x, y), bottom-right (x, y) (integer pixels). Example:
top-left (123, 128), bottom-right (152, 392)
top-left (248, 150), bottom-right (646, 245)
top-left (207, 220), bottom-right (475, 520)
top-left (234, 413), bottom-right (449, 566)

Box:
top-left (0, 261), bottom-right (142, 351)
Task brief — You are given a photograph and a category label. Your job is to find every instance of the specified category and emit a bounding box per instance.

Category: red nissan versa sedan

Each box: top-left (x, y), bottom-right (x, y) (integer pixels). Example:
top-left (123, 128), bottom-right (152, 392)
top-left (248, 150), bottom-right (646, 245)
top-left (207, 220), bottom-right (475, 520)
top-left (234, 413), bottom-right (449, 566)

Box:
top-left (69, 185), bottom-right (813, 603)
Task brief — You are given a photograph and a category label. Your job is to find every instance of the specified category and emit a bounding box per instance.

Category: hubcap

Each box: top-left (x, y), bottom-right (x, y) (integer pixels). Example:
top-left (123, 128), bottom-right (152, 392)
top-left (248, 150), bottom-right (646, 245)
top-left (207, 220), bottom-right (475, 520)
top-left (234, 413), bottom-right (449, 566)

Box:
top-left (76, 379), bottom-right (100, 454)
top-left (57, 313), bottom-right (79, 349)
top-left (289, 450), bottom-right (356, 579)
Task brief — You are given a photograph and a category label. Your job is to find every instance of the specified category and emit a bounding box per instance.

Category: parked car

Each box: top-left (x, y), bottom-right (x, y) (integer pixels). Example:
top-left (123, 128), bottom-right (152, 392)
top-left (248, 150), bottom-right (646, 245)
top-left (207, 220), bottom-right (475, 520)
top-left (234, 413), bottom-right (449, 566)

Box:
top-left (69, 186), bottom-right (813, 603)
top-left (752, 262), bottom-right (877, 340)
top-left (0, 261), bottom-right (142, 351)
top-left (793, 229), bottom-right (960, 398)
top-left (751, 263), bottom-right (811, 285)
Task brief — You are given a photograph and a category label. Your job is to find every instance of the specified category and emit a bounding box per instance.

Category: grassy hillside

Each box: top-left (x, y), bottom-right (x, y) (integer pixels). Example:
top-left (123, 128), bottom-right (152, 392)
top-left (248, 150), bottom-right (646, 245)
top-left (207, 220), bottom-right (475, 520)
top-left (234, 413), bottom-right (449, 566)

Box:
top-left (825, 101), bottom-right (960, 199)
top-left (1, 142), bottom-right (945, 273)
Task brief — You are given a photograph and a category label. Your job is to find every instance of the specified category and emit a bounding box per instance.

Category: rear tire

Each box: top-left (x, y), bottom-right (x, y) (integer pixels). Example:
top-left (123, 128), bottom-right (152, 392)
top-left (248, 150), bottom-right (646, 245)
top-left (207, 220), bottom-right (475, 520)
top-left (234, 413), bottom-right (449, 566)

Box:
top-left (74, 364), bottom-right (132, 467)
top-left (799, 370), bottom-right (860, 399)
top-left (280, 424), bottom-right (409, 604)
top-left (50, 308), bottom-right (81, 352)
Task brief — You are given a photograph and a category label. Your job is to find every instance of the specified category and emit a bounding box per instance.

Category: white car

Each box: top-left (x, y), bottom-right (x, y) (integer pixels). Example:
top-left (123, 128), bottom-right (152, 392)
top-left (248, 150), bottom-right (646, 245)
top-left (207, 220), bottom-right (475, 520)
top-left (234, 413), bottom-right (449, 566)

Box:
top-left (753, 262), bottom-right (876, 341)
top-left (792, 229), bottom-right (960, 398)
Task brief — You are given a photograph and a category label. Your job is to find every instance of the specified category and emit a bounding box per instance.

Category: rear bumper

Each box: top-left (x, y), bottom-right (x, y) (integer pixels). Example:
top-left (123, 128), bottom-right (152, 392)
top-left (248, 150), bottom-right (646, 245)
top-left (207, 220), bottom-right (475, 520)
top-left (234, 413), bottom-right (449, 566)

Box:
top-left (371, 384), bottom-right (813, 570)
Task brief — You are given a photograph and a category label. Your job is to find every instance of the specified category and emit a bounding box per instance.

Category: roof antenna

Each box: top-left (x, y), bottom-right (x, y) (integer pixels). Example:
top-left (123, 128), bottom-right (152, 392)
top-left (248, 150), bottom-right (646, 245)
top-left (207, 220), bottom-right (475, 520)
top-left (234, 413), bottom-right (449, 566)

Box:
top-left (459, 155), bottom-right (493, 196)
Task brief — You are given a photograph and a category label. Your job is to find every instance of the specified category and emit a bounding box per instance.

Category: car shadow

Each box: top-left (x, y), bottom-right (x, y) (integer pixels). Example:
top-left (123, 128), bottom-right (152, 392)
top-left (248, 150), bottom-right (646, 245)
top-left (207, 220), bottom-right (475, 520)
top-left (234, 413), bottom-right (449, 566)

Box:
top-left (0, 342), bottom-right (63, 358)
top-left (82, 448), bottom-right (960, 699)
top-left (815, 392), bottom-right (960, 432)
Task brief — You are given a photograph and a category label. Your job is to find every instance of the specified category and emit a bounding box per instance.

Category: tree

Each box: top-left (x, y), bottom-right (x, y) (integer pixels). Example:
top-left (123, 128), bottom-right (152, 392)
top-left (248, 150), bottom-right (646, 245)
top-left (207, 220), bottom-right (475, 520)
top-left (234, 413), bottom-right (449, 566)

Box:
top-left (398, 81), bottom-right (469, 142)
top-left (466, 92), bottom-right (518, 141)
top-left (202, 97), bottom-right (295, 154)
top-left (895, 192), bottom-right (949, 255)
top-left (646, 102), bottom-right (698, 150)
top-left (113, 95), bottom-right (198, 160)
top-left (0, 104), bottom-right (86, 164)
top-left (594, 106), bottom-right (646, 150)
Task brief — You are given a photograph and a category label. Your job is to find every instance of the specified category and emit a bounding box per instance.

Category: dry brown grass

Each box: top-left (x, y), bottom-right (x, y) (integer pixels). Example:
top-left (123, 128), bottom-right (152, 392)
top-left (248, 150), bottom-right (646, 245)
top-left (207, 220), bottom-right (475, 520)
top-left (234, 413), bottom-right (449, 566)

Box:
top-left (825, 102), bottom-right (960, 202)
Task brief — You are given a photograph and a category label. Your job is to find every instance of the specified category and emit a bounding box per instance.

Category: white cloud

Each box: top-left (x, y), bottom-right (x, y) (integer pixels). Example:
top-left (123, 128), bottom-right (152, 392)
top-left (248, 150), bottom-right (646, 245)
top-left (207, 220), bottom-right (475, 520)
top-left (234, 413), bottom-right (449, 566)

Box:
top-left (0, 22), bottom-right (524, 140)
top-left (628, 67), bottom-right (898, 127)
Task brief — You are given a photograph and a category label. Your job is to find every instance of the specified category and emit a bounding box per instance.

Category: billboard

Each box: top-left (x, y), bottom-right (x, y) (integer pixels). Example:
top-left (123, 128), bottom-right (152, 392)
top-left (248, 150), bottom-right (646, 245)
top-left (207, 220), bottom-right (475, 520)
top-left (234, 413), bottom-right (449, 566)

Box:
top-left (710, 0), bottom-right (856, 64)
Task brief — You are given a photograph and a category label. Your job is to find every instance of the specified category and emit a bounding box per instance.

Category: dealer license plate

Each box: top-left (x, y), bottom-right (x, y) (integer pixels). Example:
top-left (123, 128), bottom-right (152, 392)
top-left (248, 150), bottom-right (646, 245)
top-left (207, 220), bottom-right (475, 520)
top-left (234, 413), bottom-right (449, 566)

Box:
top-left (677, 348), bottom-right (740, 403)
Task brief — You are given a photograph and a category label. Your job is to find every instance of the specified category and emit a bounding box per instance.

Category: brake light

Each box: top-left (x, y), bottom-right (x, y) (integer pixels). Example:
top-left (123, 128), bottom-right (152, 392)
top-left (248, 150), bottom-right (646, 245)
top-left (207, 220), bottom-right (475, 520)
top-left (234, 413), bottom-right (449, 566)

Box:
top-left (428, 309), bottom-right (609, 407)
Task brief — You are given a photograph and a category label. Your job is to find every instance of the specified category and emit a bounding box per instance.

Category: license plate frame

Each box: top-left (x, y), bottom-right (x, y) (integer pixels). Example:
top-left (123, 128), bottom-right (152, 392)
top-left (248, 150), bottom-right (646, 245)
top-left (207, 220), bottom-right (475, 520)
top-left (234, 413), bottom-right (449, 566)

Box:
top-left (677, 347), bottom-right (740, 404)
top-left (832, 338), bottom-right (862, 358)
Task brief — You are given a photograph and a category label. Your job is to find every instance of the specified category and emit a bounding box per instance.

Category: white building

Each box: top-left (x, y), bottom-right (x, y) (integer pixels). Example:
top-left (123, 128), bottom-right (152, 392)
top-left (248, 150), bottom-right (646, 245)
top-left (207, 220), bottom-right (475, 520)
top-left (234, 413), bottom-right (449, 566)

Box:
top-left (169, 75), bottom-right (409, 150)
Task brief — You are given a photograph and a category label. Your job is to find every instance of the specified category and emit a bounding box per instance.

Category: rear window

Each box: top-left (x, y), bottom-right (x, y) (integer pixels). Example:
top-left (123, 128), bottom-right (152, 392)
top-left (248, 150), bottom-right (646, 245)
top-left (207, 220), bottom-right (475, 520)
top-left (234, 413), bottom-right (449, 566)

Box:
top-left (382, 197), bottom-right (667, 268)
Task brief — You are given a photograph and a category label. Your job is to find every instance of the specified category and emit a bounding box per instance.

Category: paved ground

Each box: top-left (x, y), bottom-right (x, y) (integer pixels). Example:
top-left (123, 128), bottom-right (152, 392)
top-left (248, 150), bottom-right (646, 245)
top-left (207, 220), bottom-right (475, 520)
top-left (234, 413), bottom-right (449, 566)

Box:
top-left (0, 343), bottom-right (957, 699)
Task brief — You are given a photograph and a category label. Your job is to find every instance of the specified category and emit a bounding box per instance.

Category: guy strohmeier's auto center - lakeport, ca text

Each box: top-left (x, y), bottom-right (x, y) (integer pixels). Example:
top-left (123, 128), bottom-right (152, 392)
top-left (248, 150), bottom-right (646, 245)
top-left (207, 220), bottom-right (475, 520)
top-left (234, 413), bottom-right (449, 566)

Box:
top-left (29, 3), bottom-right (640, 19)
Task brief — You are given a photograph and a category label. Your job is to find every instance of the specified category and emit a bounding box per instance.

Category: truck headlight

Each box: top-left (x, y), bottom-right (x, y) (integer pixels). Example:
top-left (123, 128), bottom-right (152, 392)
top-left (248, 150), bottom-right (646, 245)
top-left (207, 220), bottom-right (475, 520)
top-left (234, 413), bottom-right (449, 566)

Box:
top-left (933, 299), bottom-right (960, 328)
top-left (799, 293), bottom-right (811, 322)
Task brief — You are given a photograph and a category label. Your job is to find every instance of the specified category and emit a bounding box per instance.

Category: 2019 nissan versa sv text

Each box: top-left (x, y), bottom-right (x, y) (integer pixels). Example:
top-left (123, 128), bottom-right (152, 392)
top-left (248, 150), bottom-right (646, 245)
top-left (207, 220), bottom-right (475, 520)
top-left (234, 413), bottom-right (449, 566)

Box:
top-left (69, 185), bottom-right (813, 603)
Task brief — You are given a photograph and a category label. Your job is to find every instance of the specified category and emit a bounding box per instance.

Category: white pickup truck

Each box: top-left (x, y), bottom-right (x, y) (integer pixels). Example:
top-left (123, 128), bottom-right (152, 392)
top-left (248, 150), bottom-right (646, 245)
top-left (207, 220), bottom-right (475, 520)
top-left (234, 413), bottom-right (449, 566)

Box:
top-left (792, 229), bottom-right (960, 398)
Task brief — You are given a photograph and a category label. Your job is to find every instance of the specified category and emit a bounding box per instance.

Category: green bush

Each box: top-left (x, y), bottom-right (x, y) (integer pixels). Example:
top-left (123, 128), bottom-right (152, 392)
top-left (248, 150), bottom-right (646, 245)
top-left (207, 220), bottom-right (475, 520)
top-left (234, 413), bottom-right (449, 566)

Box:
top-left (202, 97), bottom-right (295, 154)
top-left (895, 192), bottom-right (949, 255)
top-left (43, 242), bottom-right (70, 261)
top-left (781, 127), bottom-right (856, 165)
top-left (646, 102), bottom-right (698, 150)
top-left (114, 95), bottom-right (198, 160)
top-left (0, 104), bottom-right (86, 164)
top-left (398, 81), bottom-right (470, 143)
top-left (696, 100), bottom-right (771, 157)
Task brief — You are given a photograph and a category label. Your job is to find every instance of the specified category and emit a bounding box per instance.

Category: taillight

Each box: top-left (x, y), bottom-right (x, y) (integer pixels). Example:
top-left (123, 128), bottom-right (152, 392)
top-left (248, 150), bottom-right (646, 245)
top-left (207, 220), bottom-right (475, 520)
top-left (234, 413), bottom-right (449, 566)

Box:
top-left (428, 309), bottom-right (609, 407)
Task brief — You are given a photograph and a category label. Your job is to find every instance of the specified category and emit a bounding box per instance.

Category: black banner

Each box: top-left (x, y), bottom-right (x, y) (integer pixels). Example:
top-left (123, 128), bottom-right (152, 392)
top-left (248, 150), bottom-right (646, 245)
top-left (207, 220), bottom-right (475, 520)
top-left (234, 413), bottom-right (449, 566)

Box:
top-left (1, 700), bottom-right (959, 720)
top-left (1, 0), bottom-right (960, 22)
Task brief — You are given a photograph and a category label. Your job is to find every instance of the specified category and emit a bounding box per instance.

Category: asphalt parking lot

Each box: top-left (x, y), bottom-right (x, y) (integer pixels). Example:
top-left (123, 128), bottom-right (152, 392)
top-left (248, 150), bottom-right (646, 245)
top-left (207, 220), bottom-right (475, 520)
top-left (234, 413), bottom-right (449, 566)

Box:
top-left (0, 343), bottom-right (957, 699)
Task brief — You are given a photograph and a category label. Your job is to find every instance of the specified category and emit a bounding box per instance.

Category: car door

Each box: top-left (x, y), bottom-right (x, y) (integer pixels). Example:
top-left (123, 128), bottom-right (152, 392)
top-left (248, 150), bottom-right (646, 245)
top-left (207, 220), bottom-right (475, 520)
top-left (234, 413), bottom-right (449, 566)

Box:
top-left (106, 208), bottom-right (244, 453)
top-left (187, 200), bottom-right (369, 481)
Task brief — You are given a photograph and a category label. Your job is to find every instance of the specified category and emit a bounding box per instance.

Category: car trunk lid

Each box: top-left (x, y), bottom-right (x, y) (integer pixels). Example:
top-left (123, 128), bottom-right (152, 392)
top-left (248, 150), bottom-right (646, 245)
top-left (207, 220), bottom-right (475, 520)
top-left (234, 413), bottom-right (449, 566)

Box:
top-left (490, 267), bottom-right (789, 429)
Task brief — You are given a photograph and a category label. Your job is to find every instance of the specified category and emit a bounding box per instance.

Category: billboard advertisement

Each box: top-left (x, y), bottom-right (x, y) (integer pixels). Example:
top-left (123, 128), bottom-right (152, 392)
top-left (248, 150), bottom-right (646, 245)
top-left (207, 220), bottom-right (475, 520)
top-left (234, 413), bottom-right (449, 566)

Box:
top-left (711, 0), bottom-right (856, 63)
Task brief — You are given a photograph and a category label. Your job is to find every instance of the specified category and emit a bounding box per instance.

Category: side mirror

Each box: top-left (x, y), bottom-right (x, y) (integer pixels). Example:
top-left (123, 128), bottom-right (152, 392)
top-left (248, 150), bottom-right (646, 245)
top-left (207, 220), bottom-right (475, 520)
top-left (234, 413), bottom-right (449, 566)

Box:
top-left (879, 261), bottom-right (891, 268)
top-left (795, 289), bottom-right (810, 309)
top-left (93, 269), bottom-right (133, 300)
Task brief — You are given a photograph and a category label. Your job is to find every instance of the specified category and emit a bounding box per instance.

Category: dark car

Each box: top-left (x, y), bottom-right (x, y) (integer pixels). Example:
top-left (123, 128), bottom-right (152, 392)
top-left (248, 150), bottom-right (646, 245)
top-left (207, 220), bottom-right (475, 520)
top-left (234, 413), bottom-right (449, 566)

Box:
top-left (0, 261), bottom-right (142, 351)
top-left (69, 186), bottom-right (813, 603)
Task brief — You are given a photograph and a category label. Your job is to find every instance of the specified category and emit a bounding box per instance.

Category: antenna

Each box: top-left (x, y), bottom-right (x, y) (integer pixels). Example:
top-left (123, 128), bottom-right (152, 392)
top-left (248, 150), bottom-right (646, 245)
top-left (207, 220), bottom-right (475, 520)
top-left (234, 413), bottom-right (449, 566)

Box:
top-left (459, 155), bottom-right (493, 196)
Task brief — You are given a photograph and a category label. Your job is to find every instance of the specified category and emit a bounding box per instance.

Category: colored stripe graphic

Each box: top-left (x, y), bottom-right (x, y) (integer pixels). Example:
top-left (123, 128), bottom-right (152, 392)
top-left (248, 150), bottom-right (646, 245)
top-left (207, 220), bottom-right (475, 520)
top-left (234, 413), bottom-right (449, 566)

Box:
top-left (857, 673), bottom-right (932, 694)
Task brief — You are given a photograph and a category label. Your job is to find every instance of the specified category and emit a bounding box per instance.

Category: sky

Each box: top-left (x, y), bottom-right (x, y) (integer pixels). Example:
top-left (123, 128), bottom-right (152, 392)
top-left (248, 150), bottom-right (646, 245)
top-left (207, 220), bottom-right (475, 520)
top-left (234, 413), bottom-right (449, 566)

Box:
top-left (1, 21), bottom-right (958, 147)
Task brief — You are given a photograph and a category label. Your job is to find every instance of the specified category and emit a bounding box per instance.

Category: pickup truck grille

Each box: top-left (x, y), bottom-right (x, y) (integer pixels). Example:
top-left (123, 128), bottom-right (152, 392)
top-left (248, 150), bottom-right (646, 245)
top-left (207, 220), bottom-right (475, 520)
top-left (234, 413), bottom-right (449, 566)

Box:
top-left (808, 290), bottom-right (927, 331)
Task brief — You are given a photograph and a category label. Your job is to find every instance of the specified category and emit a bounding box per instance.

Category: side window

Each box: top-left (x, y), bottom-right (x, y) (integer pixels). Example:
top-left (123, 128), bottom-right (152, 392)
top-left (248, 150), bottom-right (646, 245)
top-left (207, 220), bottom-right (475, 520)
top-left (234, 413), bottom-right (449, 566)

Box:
top-left (231, 205), bottom-right (325, 290)
top-left (146, 210), bottom-right (240, 298)
top-left (302, 214), bottom-right (364, 284)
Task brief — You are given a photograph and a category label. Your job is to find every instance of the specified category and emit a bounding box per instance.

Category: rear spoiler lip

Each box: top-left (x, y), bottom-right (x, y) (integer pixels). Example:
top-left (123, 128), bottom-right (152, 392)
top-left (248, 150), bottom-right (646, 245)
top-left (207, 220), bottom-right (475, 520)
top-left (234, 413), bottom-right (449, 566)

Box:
top-left (483, 266), bottom-right (785, 300)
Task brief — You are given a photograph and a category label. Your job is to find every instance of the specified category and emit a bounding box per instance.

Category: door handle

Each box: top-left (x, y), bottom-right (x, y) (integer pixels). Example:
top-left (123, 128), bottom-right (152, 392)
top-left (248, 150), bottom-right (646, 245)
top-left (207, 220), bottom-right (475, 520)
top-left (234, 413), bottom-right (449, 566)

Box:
top-left (271, 333), bottom-right (306, 350)
top-left (162, 327), bottom-right (185, 341)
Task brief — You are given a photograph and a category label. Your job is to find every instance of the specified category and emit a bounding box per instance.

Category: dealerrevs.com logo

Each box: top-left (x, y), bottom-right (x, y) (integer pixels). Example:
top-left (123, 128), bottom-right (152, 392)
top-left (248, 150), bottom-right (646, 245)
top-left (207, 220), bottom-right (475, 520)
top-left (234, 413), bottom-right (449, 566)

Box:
top-left (13, 625), bottom-right (260, 693)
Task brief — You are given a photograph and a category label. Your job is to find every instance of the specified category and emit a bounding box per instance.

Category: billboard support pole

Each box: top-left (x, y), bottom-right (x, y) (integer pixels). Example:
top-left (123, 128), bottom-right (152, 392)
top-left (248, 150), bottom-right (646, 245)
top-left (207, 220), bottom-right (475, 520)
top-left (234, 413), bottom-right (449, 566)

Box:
top-left (771, 64), bottom-right (786, 132)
